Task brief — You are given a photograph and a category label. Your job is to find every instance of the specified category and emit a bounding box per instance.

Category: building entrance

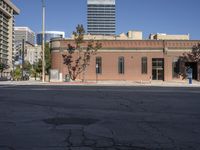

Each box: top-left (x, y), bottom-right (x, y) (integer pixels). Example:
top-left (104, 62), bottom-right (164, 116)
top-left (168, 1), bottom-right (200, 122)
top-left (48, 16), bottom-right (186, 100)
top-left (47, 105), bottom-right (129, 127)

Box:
top-left (185, 62), bottom-right (198, 80)
top-left (152, 58), bottom-right (164, 80)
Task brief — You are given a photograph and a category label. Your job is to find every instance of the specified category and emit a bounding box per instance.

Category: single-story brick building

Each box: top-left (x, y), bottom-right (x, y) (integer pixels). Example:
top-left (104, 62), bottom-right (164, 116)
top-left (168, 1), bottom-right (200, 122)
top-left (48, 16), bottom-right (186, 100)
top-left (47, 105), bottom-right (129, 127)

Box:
top-left (50, 38), bottom-right (200, 82)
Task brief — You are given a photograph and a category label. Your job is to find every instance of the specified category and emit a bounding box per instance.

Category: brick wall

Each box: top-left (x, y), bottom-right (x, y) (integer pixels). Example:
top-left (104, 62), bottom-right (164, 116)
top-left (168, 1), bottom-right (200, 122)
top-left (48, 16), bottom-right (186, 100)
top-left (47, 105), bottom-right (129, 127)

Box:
top-left (51, 39), bottom-right (200, 82)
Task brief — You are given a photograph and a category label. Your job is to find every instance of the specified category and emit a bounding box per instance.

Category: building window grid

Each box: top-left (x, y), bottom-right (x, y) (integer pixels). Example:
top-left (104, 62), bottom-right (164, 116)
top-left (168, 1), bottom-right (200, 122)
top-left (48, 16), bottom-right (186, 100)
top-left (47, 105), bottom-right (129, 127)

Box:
top-left (88, 5), bottom-right (115, 8)
top-left (88, 20), bottom-right (115, 23)
top-left (88, 25), bottom-right (115, 28)
top-left (88, 14), bottom-right (115, 16)
top-left (87, 2), bottom-right (115, 35)
top-left (87, 22), bottom-right (115, 24)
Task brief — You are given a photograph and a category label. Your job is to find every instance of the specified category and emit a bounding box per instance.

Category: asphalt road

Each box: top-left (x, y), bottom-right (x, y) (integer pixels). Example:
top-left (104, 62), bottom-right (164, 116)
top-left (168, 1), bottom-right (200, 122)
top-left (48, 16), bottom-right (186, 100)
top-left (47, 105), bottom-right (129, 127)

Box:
top-left (0, 85), bottom-right (200, 150)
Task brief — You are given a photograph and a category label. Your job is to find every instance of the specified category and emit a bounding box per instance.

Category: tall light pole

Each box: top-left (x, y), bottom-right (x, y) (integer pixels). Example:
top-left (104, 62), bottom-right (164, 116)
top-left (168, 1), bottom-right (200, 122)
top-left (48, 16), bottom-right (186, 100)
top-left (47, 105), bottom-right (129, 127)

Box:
top-left (42, 0), bottom-right (46, 82)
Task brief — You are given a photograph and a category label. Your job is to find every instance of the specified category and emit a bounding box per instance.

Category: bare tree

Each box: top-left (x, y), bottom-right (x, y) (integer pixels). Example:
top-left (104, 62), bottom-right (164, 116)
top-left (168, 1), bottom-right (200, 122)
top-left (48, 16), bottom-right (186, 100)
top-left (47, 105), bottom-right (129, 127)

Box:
top-left (63, 25), bottom-right (102, 81)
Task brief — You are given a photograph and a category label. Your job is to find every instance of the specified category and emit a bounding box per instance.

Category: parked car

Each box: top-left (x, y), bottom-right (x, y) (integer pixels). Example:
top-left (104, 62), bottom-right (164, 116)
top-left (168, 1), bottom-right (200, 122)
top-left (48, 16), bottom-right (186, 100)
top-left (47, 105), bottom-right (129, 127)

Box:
top-left (22, 74), bottom-right (29, 80)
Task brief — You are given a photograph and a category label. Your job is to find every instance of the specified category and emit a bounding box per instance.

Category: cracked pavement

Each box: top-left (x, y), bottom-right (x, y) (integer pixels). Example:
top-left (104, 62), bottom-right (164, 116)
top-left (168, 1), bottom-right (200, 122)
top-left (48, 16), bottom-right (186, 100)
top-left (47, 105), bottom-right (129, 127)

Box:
top-left (0, 85), bottom-right (200, 150)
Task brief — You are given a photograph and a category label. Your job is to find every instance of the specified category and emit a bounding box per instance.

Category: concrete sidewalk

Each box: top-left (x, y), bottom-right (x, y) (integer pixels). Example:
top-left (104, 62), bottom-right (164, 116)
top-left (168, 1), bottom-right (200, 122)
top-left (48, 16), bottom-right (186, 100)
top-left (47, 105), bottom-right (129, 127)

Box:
top-left (94, 80), bottom-right (200, 87)
top-left (0, 79), bottom-right (200, 87)
top-left (0, 80), bottom-right (44, 86)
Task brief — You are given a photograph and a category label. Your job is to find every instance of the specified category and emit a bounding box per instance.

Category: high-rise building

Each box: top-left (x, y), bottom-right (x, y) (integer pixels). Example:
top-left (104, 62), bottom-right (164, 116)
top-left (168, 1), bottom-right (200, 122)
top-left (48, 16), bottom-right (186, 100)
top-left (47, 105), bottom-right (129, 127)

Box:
top-left (36, 31), bottom-right (65, 45)
top-left (14, 27), bottom-right (35, 63)
top-left (14, 27), bottom-right (35, 46)
top-left (87, 0), bottom-right (116, 35)
top-left (0, 0), bottom-right (20, 69)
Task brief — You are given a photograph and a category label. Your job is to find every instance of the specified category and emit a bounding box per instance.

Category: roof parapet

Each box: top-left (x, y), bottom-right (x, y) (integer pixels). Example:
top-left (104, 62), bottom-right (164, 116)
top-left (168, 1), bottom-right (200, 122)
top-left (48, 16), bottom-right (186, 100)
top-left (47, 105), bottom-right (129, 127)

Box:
top-left (4, 0), bottom-right (20, 14)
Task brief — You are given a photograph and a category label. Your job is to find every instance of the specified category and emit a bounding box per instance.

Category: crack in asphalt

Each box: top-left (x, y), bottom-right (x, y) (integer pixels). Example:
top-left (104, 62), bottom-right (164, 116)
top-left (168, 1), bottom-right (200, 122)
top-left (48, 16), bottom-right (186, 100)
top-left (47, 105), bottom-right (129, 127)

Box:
top-left (62, 128), bottom-right (151, 150)
top-left (145, 123), bottom-right (178, 150)
top-left (1, 86), bottom-right (200, 149)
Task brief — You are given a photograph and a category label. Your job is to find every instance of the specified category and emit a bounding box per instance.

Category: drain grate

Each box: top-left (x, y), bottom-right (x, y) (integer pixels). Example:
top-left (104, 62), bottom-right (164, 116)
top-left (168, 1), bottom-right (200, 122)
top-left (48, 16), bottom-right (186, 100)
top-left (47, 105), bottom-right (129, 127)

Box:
top-left (43, 117), bottom-right (99, 126)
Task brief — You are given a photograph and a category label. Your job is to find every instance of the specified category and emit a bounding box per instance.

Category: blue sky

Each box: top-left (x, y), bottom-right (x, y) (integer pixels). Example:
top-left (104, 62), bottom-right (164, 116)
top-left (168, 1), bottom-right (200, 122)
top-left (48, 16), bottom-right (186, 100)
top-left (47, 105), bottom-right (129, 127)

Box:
top-left (12, 0), bottom-right (200, 39)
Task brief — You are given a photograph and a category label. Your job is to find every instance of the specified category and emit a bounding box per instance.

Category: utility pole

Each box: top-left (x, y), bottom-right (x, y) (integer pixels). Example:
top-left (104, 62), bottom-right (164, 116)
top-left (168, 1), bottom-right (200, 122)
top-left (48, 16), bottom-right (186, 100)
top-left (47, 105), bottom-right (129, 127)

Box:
top-left (42, 0), bottom-right (46, 82)
top-left (21, 39), bottom-right (25, 80)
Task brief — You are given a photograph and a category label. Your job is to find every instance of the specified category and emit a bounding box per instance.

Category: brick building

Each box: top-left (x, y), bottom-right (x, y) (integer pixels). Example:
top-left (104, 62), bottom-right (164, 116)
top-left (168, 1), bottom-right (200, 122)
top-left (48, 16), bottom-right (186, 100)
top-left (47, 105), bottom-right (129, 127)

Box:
top-left (50, 38), bottom-right (200, 82)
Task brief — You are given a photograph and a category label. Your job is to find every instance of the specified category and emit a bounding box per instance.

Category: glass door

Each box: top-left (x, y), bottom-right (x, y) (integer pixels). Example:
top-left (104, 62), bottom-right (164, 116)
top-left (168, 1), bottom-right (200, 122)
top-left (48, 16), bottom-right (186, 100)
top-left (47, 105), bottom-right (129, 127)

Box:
top-left (152, 58), bottom-right (164, 80)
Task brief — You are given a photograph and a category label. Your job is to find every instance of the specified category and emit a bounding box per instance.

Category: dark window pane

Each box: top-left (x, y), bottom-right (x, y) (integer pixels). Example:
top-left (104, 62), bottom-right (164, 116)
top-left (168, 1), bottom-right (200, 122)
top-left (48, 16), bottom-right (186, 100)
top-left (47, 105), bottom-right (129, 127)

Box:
top-left (172, 58), bottom-right (180, 78)
top-left (142, 57), bottom-right (147, 74)
top-left (96, 57), bottom-right (102, 74)
top-left (118, 57), bottom-right (125, 74)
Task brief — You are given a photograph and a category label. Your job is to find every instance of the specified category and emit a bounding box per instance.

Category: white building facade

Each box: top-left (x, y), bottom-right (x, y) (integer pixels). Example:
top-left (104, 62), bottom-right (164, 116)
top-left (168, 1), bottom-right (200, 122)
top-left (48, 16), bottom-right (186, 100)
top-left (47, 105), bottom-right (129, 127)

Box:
top-left (0, 0), bottom-right (20, 72)
top-left (25, 45), bottom-right (42, 65)
top-left (14, 27), bottom-right (35, 46)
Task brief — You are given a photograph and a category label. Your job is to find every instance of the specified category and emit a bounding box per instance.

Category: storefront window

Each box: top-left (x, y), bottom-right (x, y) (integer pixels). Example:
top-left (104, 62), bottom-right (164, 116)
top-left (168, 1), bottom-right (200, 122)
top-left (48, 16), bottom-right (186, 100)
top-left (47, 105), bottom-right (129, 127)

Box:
top-left (172, 58), bottom-right (180, 78)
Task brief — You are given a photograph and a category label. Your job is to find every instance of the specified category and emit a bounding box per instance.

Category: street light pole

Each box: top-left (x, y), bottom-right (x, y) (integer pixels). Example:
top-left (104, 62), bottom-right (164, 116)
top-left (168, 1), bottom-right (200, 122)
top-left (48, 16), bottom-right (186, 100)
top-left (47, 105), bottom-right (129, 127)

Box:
top-left (42, 0), bottom-right (46, 82)
top-left (21, 39), bottom-right (25, 80)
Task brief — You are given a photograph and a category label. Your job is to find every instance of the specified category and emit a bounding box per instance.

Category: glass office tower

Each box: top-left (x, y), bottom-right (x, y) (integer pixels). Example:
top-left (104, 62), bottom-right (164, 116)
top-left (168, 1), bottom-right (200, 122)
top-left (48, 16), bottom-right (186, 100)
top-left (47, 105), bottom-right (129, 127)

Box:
top-left (36, 31), bottom-right (65, 45)
top-left (87, 0), bottom-right (116, 35)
